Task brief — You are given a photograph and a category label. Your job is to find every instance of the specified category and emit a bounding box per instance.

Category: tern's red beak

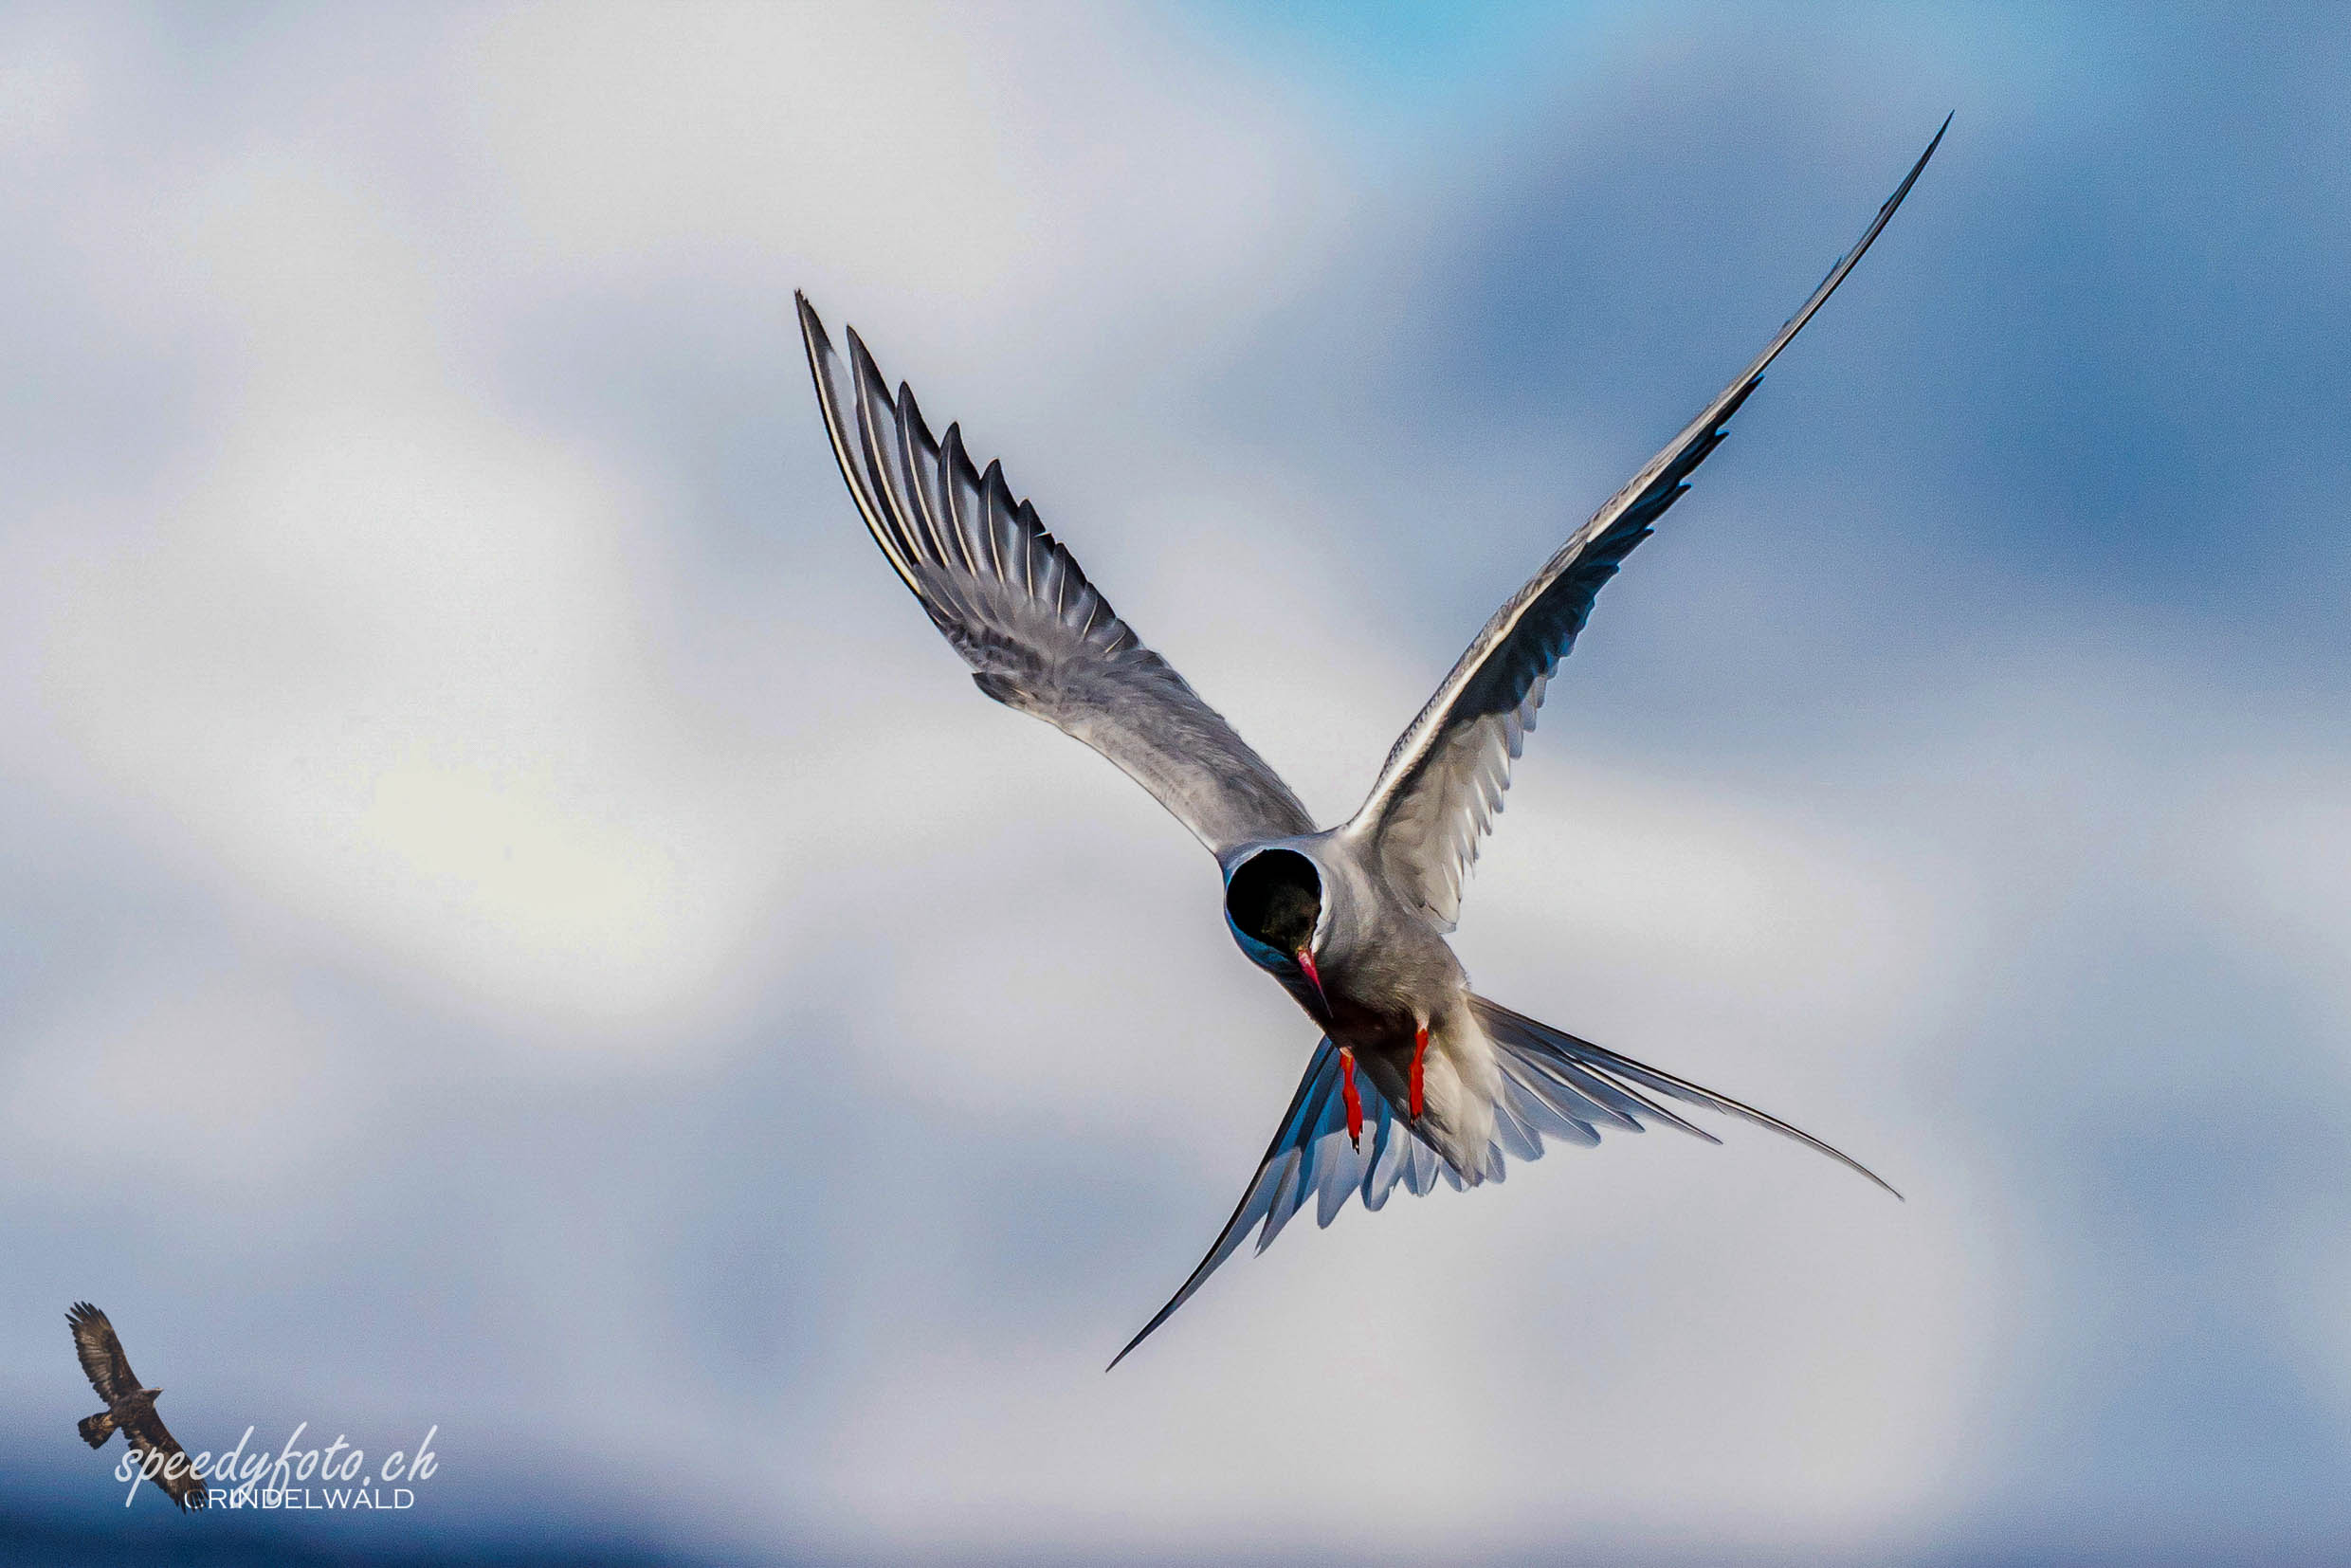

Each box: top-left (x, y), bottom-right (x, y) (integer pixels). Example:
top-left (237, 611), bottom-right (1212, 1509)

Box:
top-left (1295, 949), bottom-right (1330, 1013)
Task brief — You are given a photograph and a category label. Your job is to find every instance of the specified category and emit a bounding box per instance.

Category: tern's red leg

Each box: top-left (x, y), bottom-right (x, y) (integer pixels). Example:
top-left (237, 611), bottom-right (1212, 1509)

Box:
top-left (1409, 1025), bottom-right (1429, 1121)
top-left (1339, 1048), bottom-right (1364, 1151)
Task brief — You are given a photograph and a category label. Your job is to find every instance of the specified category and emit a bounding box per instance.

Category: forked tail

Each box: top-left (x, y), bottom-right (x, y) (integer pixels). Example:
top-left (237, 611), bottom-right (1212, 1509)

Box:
top-left (1109, 1002), bottom-right (1899, 1368)
top-left (1468, 994), bottom-right (1901, 1198)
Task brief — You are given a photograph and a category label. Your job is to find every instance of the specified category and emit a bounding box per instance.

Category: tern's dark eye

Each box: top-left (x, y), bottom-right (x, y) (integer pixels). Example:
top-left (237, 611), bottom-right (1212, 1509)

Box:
top-left (1225, 849), bottom-right (1321, 956)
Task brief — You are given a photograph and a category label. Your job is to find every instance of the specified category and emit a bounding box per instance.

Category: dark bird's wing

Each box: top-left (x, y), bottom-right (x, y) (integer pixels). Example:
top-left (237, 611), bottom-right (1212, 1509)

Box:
top-left (1348, 119), bottom-right (1948, 930)
top-left (1109, 1039), bottom-right (1455, 1370)
top-left (121, 1407), bottom-right (208, 1510)
top-left (797, 295), bottom-right (1318, 859)
top-left (67, 1302), bottom-right (137, 1406)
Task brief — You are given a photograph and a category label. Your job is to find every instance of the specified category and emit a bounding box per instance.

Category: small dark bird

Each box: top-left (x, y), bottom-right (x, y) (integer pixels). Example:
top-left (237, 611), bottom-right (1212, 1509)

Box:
top-left (68, 1301), bottom-right (207, 1509)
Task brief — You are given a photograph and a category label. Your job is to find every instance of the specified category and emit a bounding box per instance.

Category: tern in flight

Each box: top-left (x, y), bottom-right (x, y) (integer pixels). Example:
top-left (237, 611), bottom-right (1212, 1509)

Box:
top-left (796, 119), bottom-right (1942, 1368)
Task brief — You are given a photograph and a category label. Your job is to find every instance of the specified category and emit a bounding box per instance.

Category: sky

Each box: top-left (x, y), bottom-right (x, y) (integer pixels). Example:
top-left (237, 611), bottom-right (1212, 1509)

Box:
top-left (3, 2), bottom-right (2348, 1562)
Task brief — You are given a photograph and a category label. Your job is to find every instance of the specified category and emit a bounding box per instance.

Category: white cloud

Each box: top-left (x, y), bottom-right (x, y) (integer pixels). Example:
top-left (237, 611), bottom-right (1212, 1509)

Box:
top-left (2, 967), bottom-right (357, 1196)
top-left (457, 0), bottom-right (1344, 363)
top-left (2202, 757), bottom-right (2351, 1032)
top-left (34, 401), bottom-right (775, 1047)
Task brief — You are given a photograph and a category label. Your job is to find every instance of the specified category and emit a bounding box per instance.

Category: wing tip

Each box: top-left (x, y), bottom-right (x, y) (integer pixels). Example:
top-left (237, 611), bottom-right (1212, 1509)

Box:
top-left (1879, 113), bottom-right (1952, 224)
top-left (1759, 1118), bottom-right (1904, 1200)
top-left (1475, 997), bottom-right (1906, 1199)
top-left (1105, 1309), bottom-right (1174, 1373)
top-left (793, 290), bottom-right (829, 356)
top-left (844, 325), bottom-right (885, 396)
top-left (1858, 1160), bottom-right (1907, 1202)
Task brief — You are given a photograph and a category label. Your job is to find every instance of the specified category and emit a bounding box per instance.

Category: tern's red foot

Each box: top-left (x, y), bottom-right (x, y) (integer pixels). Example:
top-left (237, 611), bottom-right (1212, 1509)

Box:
top-left (1339, 1048), bottom-right (1364, 1150)
top-left (1409, 1025), bottom-right (1429, 1121)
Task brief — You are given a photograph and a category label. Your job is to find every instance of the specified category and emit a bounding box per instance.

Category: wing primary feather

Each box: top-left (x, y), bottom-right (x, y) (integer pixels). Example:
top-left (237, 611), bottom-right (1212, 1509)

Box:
top-left (1020, 500), bottom-right (1068, 616)
top-left (852, 344), bottom-right (941, 585)
top-left (848, 335), bottom-right (932, 588)
top-left (972, 459), bottom-right (1021, 597)
top-left (976, 456), bottom-right (1016, 590)
top-left (894, 381), bottom-right (976, 578)
top-left (939, 422), bottom-right (997, 580)
top-left (795, 298), bottom-right (921, 595)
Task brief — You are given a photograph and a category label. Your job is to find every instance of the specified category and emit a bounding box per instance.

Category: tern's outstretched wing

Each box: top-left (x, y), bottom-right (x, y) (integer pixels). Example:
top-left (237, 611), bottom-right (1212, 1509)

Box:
top-left (1349, 119), bottom-right (1947, 930)
top-left (797, 295), bottom-right (1316, 859)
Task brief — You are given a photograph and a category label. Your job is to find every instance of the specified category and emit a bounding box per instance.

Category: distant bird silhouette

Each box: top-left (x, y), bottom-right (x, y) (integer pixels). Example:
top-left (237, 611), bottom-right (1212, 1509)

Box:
top-left (797, 118), bottom-right (1945, 1368)
top-left (69, 1302), bottom-right (207, 1509)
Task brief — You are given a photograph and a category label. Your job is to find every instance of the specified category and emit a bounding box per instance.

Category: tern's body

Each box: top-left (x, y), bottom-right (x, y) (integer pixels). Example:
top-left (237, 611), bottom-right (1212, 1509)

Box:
top-left (795, 119), bottom-right (1944, 1366)
top-left (1238, 827), bottom-right (1493, 1167)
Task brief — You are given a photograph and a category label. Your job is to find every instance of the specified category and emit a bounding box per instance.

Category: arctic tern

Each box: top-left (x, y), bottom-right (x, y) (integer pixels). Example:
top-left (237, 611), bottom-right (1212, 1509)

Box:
top-left (795, 118), bottom-right (1943, 1368)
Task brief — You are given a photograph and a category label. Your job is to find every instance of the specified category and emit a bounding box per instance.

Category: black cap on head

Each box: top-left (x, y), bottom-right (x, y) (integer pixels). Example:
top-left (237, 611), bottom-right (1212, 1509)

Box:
top-left (1226, 849), bottom-right (1321, 957)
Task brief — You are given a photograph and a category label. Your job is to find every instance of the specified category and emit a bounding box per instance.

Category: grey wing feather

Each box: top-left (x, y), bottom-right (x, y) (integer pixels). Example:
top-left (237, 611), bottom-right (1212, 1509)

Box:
top-left (1108, 1039), bottom-right (1455, 1370)
top-left (797, 295), bottom-right (1317, 858)
top-left (1350, 118), bottom-right (1948, 929)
